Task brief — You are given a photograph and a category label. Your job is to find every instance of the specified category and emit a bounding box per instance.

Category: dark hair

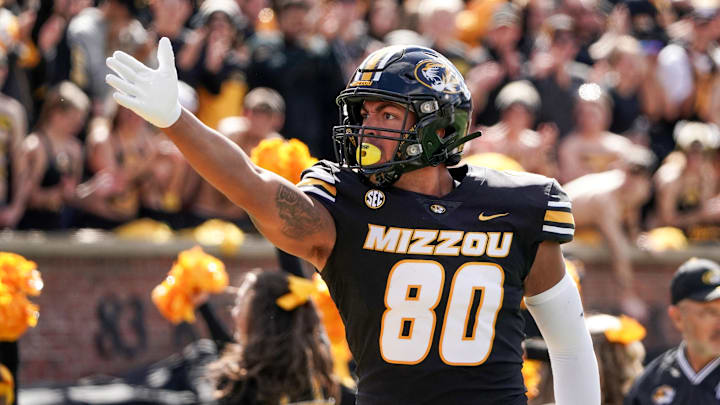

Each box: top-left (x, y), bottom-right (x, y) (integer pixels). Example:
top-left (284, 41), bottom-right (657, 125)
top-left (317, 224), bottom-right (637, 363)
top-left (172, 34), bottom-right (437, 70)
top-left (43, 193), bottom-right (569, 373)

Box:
top-left (591, 334), bottom-right (644, 405)
top-left (208, 270), bottom-right (338, 404)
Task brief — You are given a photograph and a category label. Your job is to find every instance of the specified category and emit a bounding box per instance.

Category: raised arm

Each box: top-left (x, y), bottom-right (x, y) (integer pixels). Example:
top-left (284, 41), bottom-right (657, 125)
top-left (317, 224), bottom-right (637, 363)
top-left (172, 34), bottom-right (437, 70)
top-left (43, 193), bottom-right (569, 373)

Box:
top-left (105, 38), bottom-right (335, 269)
top-left (164, 110), bottom-right (335, 267)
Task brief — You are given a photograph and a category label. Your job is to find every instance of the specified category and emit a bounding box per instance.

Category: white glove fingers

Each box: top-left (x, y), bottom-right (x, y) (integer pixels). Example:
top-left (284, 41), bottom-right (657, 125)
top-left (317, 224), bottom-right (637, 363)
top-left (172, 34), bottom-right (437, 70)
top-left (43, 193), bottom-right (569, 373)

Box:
top-left (112, 92), bottom-right (144, 113)
top-left (106, 57), bottom-right (140, 84)
top-left (113, 50), bottom-right (150, 74)
top-left (106, 74), bottom-right (140, 97)
top-left (157, 37), bottom-right (175, 73)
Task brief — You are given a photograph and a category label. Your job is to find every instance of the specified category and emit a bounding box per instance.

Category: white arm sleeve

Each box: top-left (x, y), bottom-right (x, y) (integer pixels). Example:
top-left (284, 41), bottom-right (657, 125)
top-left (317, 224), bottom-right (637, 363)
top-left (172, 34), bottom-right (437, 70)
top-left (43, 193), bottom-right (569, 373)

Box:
top-left (524, 273), bottom-right (600, 405)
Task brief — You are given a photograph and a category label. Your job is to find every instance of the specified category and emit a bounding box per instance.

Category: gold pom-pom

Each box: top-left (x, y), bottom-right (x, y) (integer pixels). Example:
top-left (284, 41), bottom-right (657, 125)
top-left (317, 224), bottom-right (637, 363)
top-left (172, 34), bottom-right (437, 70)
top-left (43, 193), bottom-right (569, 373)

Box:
top-left (312, 274), bottom-right (354, 387)
top-left (115, 218), bottom-right (174, 243)
top-left (192, 219), bottom-right (245, 257)
top-left (522, 359), bottom-right (542, 399)
top-left (250, 138), bottom-right (318, 184)
top-left (604, 315), bottom-right (647, 345)
top-left (0, 364), bottom-right (14, 405)
top-left (152, 247), bottom-right (229, 324)
top-left (0, 288), bottom-right (39, 341)
top-left (0, 252), bottom-right (42, 341)
top-left (642, 227), bottom-right (688, 252)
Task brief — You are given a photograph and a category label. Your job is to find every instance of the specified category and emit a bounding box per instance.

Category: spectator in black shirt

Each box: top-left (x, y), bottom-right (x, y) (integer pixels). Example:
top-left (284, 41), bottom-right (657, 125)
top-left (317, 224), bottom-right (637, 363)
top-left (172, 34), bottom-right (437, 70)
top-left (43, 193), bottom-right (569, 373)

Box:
top-left (246, 0), bottom-right (345, 160)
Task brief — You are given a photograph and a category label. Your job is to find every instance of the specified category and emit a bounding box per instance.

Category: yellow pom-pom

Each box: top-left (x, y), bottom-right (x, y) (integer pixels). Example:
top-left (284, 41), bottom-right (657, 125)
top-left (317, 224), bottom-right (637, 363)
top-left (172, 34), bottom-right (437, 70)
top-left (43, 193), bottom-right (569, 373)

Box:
top-left (152, 247), bottom-right (228, 324)
top-left (115, 218), bottom-right (174, 243)
top-left (311, 274), bottom-right (353, 387)
top-left (250, 138), bottom-right (285, 174)
top-left (0, 289), bottom-right (39, 341)
top-left (0, 364), bottom-right (14, 405)
top-left (0, 252), bottom-right (42, 296)
top-left (604, 315), bottom-right (647, 345)
top-left (312, 277), bottom-right (347, 344)
top-left (251, 138), bottom-right (317, 183)
top-left (282, 139), bottom-right (318, 184)
top-left (193, 219), bottom-right (244, 257)
top-left (644, 227), bottom-right (688, 252)
top-left (522, 359), bottom-right (542, 399)
top-left (0, 252), bottom-right (42, 340)
top-left (176, 246), bottom-right (229, 293)
top-left (151, 278), bottom-right (197, 324)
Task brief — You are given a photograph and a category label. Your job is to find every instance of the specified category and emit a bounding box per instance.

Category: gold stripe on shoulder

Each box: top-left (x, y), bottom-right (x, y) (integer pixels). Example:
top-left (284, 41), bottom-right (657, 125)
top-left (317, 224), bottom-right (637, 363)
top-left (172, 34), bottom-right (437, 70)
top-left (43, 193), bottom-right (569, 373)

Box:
top-left (544, 210), bottom-right (575, 225)
top-left (297, 178), bottom-right (337, 196)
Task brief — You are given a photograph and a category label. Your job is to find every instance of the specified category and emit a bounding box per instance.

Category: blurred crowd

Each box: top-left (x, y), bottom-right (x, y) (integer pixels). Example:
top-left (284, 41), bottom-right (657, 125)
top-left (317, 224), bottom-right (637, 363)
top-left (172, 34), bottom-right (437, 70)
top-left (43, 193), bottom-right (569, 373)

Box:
top-left (1, 0), bottom-right (720, 312)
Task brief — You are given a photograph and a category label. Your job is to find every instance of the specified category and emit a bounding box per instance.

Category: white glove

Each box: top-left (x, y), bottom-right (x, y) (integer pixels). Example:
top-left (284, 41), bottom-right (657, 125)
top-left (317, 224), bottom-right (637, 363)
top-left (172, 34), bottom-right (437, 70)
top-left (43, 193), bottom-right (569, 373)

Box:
top-left (105, 37), bottom-right (182, 128)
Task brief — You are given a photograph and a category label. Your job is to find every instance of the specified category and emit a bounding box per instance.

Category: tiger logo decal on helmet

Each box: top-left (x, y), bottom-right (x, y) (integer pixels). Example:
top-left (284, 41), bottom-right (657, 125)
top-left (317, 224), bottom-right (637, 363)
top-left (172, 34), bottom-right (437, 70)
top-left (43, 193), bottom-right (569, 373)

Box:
top-left (415, 60), bottom-right (465, 95)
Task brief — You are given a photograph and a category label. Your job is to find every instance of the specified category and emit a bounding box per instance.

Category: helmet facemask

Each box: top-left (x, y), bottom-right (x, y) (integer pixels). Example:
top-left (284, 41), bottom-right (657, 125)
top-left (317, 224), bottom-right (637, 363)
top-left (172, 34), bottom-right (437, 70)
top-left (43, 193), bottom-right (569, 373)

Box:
top-left (334, 95), bottom-right (477, 187)
top-left (333, 97), bottom-right (427, 187)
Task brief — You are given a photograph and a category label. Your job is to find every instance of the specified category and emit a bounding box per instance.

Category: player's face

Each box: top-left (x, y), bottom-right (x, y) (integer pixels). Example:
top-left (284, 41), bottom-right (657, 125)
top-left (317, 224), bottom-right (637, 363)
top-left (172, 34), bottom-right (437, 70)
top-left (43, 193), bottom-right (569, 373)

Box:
top-left (359, 100), bottom-right (417, 165)
top-left (671, 299), bottom-right (720, 357)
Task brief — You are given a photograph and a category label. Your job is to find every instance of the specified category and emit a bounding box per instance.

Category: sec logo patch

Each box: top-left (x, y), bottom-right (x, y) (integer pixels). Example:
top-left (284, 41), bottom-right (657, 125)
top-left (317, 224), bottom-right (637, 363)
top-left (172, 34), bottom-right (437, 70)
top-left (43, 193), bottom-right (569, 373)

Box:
top-left (365, 189), bottom-right (386, 209)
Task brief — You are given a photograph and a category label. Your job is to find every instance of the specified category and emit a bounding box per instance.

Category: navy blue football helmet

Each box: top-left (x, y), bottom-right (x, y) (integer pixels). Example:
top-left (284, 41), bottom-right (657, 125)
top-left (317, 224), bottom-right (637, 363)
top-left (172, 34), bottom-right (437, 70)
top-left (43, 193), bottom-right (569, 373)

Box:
top-left (333, 45), bottom-right (480, 187)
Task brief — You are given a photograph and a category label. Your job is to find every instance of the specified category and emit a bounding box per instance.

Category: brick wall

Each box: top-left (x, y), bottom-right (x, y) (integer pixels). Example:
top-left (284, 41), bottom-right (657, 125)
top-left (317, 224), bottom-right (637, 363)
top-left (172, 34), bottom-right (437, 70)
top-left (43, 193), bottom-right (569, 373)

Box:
top-left (4, 234), bottom-right (713, 385)
top-left (582, 261), bottom-right (684, 360)
top-left (14, 251), bottom-right (277, 385)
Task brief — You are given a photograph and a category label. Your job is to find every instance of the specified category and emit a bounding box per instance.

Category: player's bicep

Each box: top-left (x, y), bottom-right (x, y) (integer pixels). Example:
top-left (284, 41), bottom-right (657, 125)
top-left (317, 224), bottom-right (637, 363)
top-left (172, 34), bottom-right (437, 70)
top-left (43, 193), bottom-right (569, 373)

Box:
top-left (524, 241), bottom-right (566, 297)
top-left (247, 173), bottom-right (336, 269)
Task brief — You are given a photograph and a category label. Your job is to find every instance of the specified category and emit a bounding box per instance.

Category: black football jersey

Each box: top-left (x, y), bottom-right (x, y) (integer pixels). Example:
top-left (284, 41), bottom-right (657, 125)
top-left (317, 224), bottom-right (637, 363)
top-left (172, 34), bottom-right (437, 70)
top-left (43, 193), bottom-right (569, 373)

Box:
top-left (625, 344), bottom-right (720, 405)
top-left (297, 161), bottom-right (575, 405)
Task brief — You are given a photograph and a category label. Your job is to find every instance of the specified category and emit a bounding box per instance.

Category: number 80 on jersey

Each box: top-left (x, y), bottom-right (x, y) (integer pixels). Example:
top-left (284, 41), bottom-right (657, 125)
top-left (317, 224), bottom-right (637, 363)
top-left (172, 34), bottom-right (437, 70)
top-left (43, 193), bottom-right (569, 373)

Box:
top-left (380, 260), bottom-right (504, 366)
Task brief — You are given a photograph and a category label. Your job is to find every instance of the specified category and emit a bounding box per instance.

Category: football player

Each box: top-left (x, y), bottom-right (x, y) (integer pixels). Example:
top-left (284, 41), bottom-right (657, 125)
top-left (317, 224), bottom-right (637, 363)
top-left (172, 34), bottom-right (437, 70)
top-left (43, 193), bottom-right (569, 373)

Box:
top-left (625, 258), bottom-right (720, 404)
top-left (105, 38), bottom-right (600, 404)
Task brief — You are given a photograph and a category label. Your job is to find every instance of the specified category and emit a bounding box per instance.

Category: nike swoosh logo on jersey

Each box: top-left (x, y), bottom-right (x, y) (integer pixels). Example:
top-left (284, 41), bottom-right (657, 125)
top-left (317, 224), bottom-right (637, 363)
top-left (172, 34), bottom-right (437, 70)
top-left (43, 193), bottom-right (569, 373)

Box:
top-left (478, 212), bottom-right (509, 221)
